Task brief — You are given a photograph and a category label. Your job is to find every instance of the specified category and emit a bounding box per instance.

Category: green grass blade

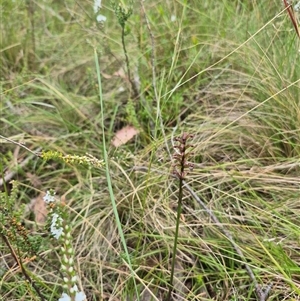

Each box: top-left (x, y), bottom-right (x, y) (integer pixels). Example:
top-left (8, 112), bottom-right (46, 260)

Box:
top-left (94, 48), bottom-right (140, 301)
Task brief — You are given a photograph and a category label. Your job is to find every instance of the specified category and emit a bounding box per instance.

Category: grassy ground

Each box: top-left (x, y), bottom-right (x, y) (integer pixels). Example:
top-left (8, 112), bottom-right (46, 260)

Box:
top-left (1, 0), bottom-right (300, 300)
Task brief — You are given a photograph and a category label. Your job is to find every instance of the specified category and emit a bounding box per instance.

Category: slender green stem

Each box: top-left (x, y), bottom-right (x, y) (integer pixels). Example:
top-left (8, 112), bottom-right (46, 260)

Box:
top-left (166, 133), bottom-right (193, 301)
top-left (166, 136), bottom-right (187, 301)
top-left (166, 175), bottom-right (184, 301)
top-left (94, 48), bottom-right (140, 301)
top-left (121, 25), bottom-right (139, 98)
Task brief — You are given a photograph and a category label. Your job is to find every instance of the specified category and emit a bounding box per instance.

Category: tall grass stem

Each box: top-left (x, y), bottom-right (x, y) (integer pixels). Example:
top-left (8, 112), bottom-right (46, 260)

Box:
top-left (94, 48), bottom-right (140, 301)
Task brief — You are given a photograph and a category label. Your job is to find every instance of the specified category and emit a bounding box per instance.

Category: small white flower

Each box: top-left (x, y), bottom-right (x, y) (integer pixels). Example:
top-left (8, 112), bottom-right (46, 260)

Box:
top-left (59, 293), bottom-right (71, 301)
top-left (50, 213), bottom-right (63, 239)
top-left (63, 284), bottom-right (69, 290)
top-left (43, 191), bottom-right (55, 203)
top-left (70, 284), bottom-right (78, 293)
top-left (171, 15), bottom-right (176, 22)
top-left (93, 0), bottom-right (102, 13)
top-left (75, 291), bottom-right (86, 301)
top-left (51, 213), bottom-right (59, 223)
top-left (68, 266), bottom-right (74, 273)
top-left (295, 1), bottom-right (300, 11)
top-left (51, 225), bottom-right (63, 239)
top-left (63, 254), bottom-right (68, 263)
top-left (96, 14), bottom-right (107, 22)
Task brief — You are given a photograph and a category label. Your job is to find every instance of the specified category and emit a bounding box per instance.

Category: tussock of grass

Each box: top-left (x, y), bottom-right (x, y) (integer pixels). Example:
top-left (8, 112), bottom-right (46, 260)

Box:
top-left (1, 0), bottom-right (300, 300)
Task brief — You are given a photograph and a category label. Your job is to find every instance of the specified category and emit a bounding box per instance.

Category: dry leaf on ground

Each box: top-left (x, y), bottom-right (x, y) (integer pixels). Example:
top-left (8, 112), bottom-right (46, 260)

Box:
top-left (111, 125), bottom-right (139, 147)
top-left (28, 193), bottom-right (48, 224)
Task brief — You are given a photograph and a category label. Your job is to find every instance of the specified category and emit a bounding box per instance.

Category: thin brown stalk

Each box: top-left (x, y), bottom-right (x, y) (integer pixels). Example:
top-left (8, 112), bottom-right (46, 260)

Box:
top-left (283, 0), bottom-right (300, 38)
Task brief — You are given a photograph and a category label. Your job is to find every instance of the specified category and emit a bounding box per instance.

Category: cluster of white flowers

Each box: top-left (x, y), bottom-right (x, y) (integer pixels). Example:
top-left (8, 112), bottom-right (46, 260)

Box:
top-left (294, 1), bottom-right (300, 11)
top-left (43, 191), bottom-right (63, 239)
top-left (43, 190), bottom-right (55, 203)
top-left (94, 0), bottom-right (106, 23)
top-left (50, 213), bottom-right (64, 239)
top-left (44, 191), bottom-right (86, 301)
top-left (59, 288), bottom-right (86, 301)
